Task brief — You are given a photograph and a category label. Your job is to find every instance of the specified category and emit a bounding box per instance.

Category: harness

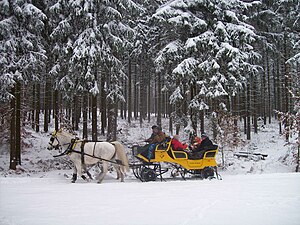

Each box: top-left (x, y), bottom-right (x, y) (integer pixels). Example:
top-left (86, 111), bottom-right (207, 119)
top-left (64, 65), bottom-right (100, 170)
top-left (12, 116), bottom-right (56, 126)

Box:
top-left (53, 139), bottom-right (123, 166)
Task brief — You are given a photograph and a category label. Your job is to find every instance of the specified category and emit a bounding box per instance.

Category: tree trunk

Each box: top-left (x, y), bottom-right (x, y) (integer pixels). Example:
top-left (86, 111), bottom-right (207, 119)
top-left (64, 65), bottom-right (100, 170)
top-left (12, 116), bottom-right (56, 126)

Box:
top-left (10, 86), bottom-right (16, 170)
top-left (54, 90), bottom-right (59, 131)
top-left (190, 83), bottom-right (197, 136)
top-left (262, 48), bottom-right (267, 125)
top-left (121, 75), bottom-right (126, 120)
top-left (148, 76), bottom-right (151, 123)
top-left (72, 94), bottom-right (78, 130)
top-left (266, 52), bottom-right (272, 124)
top-left (283, 32), bottom-right (290, 142)
top-left (107, 100), bottom-right (117, 142)
top-left (253, 76), bottom-right (258, 134)
top-left (35, 83), bottom-right (40, 132)
top-left (297, 130), bottom-right (300, 172)
top-left (200, 110), bottom-right (205, 134)
top-left (157, 72), bottom-right (162, 127)
top-left (276, 52), bottom-right (283, 134)
top-left (43, 79), bottom-right (51, 132)
top-left (134, 62), bottom-right (138, 120)
top-left (100, 75), bottom-right (107, 135)
top-left (246, 82), bottom-right (251, 140)
top-left (82, 93), bottom-right (88, 139)
top-left (127, 58), bottom-right (132, 123)
top-left (168, 102), bottom-right (173, 135)
top-left (31, 84), bottom-right (35, 129)
top-left (232, 95), bottom-right (239, 138)
top-left (92, 94), bottom-right (97, 141)
top-left (139, 56), bottom-right (146, 127)
top-left (15, 81), bottom-right (21, 165)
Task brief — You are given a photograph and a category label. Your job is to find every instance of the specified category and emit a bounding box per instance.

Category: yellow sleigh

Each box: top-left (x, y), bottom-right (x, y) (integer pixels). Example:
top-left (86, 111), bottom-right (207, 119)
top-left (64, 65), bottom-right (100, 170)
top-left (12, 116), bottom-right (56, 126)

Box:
top-left (131, 138), bottom-right (221, 182)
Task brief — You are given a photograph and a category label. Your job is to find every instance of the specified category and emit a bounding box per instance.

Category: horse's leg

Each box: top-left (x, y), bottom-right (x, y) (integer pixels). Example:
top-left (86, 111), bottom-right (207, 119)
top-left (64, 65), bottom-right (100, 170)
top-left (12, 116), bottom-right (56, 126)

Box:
top-left (81, 169), bottom-right (91, 182)
top-left (119, 168), bottom-right (125, 182)
top-left (71, 163), bottom-right (78, 183)
top-left (114, 165), bottom-right (120, 180)
top-left (97, 162), bottom-right (108, 184)
top-left (114, 165), bottom-right (125, 182)
top-left (80, 165), bottom-right (91, 182)
top-left (86, 170), bottom-right (93, 180)
top-left (74, 161), bottom-right (89, 182)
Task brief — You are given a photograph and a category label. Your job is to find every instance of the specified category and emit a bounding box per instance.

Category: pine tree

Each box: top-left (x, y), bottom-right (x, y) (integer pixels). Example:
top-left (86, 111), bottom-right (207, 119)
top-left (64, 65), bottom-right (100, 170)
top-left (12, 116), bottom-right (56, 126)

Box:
top-left (49, 0), bottom-right (142, 140)
top-left (152, 0), bottom-right (260, 137)
top-left (0, 0), bottom-right (47, 169)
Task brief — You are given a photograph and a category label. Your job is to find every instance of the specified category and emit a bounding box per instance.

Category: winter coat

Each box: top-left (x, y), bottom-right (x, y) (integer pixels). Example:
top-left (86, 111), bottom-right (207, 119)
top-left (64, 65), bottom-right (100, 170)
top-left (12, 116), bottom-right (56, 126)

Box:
top-left (171, 139), bottom-right (188, 150)
top-left (194, 137), bottom-right (213, 152)
top-left (146, 131), bottom-right (166, 144)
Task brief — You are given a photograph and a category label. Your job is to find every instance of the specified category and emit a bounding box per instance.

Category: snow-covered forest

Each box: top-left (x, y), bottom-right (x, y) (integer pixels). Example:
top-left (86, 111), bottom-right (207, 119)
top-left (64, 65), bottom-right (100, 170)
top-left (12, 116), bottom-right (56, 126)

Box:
top-left (1, 1), bottom-right (300, 225)
top-left (0, 0), bottom-right (300, 170)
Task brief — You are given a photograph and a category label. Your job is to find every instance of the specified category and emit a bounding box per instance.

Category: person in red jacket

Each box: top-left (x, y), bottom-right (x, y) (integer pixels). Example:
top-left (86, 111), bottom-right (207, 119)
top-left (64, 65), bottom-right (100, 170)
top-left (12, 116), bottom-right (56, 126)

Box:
top-left (191, 136), bottom-right (202, 151)
top-left (171, 135), bottom-right (188, 150)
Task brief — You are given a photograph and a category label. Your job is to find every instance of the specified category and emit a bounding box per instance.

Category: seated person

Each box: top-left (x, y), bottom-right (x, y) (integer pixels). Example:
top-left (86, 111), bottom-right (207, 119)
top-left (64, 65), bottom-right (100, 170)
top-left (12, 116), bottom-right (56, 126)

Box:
top-left (191, 136), bottom-right (202, 151)
top-left (144, 125), bottom-right (166, 161)
top-left (171, 135), bottom-right (188, 151)
top-left (194, 133), bottom-right (213, 152)
top-left (145, 125), bottom-right (166, 144)
top-left (190, 133), bottom-right (214, 159)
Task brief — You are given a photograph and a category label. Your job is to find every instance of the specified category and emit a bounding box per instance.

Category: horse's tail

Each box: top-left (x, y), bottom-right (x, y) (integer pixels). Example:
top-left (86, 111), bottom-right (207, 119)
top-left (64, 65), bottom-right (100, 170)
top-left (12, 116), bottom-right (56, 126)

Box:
top-left (112, 141), bottom-right (130, 173)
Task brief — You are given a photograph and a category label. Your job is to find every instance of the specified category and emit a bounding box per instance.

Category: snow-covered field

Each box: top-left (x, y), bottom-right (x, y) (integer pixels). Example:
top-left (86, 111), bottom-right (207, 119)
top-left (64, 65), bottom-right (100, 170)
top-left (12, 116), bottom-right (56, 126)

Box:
top-left (1, 173), bottom-right (300, 225)
top-left (0, 120), bottom-right (299, 225)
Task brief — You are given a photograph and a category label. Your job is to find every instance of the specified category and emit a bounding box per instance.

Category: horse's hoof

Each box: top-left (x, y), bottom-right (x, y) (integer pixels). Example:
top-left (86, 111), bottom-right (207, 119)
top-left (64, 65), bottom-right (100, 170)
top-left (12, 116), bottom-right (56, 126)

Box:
top-left (71, 180), bottom-right (76, 183)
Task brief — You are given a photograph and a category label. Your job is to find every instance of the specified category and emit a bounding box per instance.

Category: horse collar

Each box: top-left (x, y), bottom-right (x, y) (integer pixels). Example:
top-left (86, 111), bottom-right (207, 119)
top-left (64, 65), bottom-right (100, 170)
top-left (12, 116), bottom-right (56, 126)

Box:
top-left (66, 138), bottom-right (79, 155)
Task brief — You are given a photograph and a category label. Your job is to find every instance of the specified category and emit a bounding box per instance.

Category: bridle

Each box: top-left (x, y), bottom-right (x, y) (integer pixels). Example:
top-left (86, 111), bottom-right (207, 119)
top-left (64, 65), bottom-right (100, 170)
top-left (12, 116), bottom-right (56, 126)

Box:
top-left (48, 130), bottom-right (61, 150)
top-left (49, 129), bottom-right (78, 152)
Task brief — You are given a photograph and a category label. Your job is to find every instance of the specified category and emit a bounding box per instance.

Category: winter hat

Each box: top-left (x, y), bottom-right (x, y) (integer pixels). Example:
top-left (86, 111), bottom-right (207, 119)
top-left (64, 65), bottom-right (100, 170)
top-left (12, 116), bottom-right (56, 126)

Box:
top-left (201, 133), bottom-right (208, 138)
top-left (194, 136), bottom-right (201, 142)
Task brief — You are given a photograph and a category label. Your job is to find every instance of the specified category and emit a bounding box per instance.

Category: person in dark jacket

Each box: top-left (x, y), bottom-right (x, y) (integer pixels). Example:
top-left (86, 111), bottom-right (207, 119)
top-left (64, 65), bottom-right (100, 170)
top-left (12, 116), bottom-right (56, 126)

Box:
top-left (194, 133), bottom-right (213, 152)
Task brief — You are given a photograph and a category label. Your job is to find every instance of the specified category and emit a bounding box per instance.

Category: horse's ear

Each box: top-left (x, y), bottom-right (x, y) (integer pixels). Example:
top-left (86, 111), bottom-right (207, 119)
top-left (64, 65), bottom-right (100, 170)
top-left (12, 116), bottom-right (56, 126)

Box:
top-left (58, 128), bottom-right (63, 133)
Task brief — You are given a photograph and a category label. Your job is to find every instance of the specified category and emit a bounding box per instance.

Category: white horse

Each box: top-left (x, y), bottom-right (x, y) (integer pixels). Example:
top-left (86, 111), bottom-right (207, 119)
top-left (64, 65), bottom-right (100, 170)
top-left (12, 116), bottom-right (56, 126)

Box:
top-left (48, 129), bottom-right (130, 183)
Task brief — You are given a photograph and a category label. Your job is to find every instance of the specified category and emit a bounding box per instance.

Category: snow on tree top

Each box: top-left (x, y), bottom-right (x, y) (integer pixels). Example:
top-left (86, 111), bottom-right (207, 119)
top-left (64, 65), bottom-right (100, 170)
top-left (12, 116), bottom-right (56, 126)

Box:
top-left (172, 57), bottom-right (199, 76)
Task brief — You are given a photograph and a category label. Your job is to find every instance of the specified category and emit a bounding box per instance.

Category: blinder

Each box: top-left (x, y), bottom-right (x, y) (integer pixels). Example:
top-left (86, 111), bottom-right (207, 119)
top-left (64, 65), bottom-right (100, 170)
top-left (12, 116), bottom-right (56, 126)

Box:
top-left (48, 130), bottom-right (61, 151)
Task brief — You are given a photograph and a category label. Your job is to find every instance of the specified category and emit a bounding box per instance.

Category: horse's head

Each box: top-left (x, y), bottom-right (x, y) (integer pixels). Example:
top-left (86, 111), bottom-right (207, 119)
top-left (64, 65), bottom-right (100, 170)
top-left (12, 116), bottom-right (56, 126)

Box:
top-left (47, 129), bottom-right (62, 151)
top-left (48, 128), bottom-right (77, 151)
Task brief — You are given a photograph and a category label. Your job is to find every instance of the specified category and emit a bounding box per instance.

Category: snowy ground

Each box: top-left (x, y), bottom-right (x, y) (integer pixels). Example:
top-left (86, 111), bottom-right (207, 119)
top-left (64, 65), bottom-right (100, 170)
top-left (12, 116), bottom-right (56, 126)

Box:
top-left (1, 173), bottom-right (300, 225)
top-left (0, 119), bottom-right (299, 225)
